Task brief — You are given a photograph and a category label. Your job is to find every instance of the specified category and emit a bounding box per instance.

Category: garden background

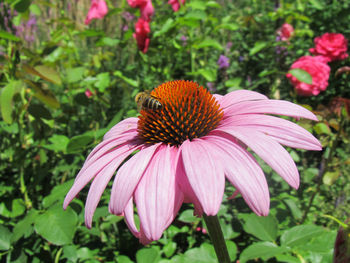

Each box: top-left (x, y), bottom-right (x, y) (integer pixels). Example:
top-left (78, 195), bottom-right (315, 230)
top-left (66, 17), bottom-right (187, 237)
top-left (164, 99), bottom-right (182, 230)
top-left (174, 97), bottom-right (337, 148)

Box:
top-left (1, 0), bottom-right (350, 262)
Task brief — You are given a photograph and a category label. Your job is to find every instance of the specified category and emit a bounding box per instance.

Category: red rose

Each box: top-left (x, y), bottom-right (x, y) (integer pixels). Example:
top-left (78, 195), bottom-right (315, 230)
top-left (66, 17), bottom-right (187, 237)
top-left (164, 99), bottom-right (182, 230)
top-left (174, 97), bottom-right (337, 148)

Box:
top-left (84, 0), bottom-right (108, 25)
top-left (309, 33), bottom-right (348, 62)
top-left (128, 0), bottom-right (154, 21)
top-left (277, 23), bottom-right (294, 41)
top-left (168, 0), bottom-right (185, 12)
top-left (286, 56), bottom-right (330, 96)
top-left (133, 18), bottom-right (150, 53)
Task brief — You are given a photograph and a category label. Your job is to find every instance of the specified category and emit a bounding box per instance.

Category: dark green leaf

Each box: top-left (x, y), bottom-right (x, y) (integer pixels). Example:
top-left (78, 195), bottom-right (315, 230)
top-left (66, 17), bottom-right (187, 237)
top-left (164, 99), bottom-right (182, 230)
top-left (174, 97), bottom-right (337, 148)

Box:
top-left (11, 210), bottom-right (38, 243)
top-left (66, 134), bottom-right (94, 154)
top-left (314, 123), bottom-right (331, 135)
top-left (42, 180), bottom-right (74, 208)
top-left (243, 214), bottom-right (278, 242)
top-left (249, 41), bottom-right (268, 56)
top-left (240, 242), bottom-right (287, 263)
top-left (0, 225), bottom-right (12, 250)
top-left (33, 65), bottom-right (62, 85)
top-left (183, 244), bottom-right (217, 263)
top-left (14, 0), bottom-right (31, 12)
top-left (0, 198), bottom-right (26, 218)
top-left (136, 247), bottom-right (161, 263)
top-left (66, 67), bottom-right (85, 83)
top-left (28, 104), bottom-right (52, 119)
top-left (153, 18), bottom-right (175, 38)
top-left (114, 71), bottom-right (138, 87)
top-left (0, 30), bottom-right (21, 42)
top-left (193, 39), bottom-right (223, 50)
top-left (226, 240), bottom-right (237, 262)
top-left (280, 225), bottom-right (325, 248)
top-left (163, 242), bottom-right (177, 258)
top-left (0, 80), bottom-right (24, 124)
top-left (178, 209), bottom-right (197, 223)
top-left (308, 0), bottom-right (324, 10)
top-left (288, 68), bottom-right (312, 85)
top-left (43, 134), bottom-right (69, 152)
top-left (34, 205), bottom-right (78, 246)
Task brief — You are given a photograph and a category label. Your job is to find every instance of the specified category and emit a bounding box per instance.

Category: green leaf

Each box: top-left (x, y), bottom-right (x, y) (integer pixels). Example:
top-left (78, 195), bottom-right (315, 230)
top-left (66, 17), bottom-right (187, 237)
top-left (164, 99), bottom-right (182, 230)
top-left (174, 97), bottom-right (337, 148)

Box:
top-left (243, 214), bottom-right (278, 242)
top-left (314, 123), bottom-right (331, 135)
top-left (198, 69), bottom-right (217, 82)
top-left (193, 39), bottom-right (223, 50)
top-left (0, 198), bottom-right (26, 218)
top-left (114, 71), bottom-right (138, 87)
top-left (66, 67), bottom-right (85, 83)
top-left (42, 180), bottom-right (74, 208)
top-left (136, 247), bottom-right (161, 263)
top-left (96, 37), bottom-right (120, 47)
top-left (24, 79), bottom-right (60, 109)
top-left (163, 241), bottom-right (177, 258)
top-left (283, 199), bottom-right (302, 220)
top-left (0, 225), bottom-right (12, 250)
top-left (226, 240), bottom-right (237, 262)
top-left (62, 245), bottom-right (78, 262)
top-left (249, 41), bottom-right (268, 56)
top-left (28, 104), bottom-right (52, 119)
top-left (217, 23), bottom-right (239, 31)
top-left (323, 171), bottom-right (340, 185)
top-left (43, 134), bottom-right (69, 152)
top-left (33, 65), bottom-right (62, 85)
top-left (185, 10), bottom-right (207, 20)
top-left (225, 78), bottom-right (242, 88)
top-left (178, 209), bottom-right (197, 223)
top-left (183, 244), bottom-right (217, 263)
top-left (116, 255), bottom-right (134, 263)
top-left (34, 205), bottom-right (78, 246)
top-left (94, 72), bottom-right (110, 92)
top-left (14, 0), bottom-right (31, 12)
top-left (11, 210), bottom-right (39, 243)
top-left (0, 30), bottom-right (21, 42)
top-left (280, 225), bottom-right (325, 248)
top-left (288, 68), bottom-right (312, 85)
top-left (66, 134), bottom-right (95, 154)
top-left (106, 110), bottom-right (124, 130)
top-left (240, 242), bottom-right (287, 263)
top-left (0, 80), bottom-right (24, 124)
top-left (153, 18), bottom-right (175, 38)
top-left (308, 0), bottom-right (324, 10)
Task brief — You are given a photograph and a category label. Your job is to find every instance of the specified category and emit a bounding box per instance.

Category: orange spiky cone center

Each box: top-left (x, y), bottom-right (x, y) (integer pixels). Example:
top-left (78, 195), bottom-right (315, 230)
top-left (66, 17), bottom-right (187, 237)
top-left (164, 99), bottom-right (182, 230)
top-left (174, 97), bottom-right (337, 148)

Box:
top-left (137, 80), bottom-right (224, 146)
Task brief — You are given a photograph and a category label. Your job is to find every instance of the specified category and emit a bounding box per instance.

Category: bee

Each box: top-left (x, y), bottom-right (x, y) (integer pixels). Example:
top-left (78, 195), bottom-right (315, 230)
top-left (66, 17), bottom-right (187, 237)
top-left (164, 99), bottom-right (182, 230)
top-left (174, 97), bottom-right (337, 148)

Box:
top-left (135, 90), bottom-right (162, 112)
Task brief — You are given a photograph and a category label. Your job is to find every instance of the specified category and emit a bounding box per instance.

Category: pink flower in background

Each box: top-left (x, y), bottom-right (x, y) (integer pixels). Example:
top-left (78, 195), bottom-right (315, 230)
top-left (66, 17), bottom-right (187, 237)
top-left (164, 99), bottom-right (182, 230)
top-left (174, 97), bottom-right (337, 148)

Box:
top-left (85, 89), bottom-right (93, 98)
top-left (133, 18), bottom-right (150, 53)
top-left (64, 80), bottom-right (321, 244)
top-left (286, 56), bottom-right (330, 96)
top-left (168, 0), bottom-right (185, 12)
top-left (277, 23), bottom-right (294, 41)
top-left (85, 0), bottom-right (108, 25)
top-left (128, 0), bottom-right (154, 21)
top-left (309, 33), bottom-right (348, 62)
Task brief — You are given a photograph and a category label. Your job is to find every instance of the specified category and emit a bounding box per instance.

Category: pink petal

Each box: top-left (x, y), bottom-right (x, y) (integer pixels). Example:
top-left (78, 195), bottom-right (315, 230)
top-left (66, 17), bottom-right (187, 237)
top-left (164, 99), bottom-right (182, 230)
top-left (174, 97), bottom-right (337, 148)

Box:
top-left (103, 117), bottom-right (138, 141)
top-left (217, 90), bottom-right (268, 109)
top-left (220, 114), bottom-right (322, 150)
top-left (205, 135), bottom-right (270, 216)
top-left (180, 139), bottom-right (225, 215)
top-left (85, 148), bottom-right (135, 228)
top-left (134, 145), bottom-right (184, 241)
top-left (215, 127), bottom-right (300, 188)
top-left (109, 143), bottom-right (160, 215)
top-left (225, 100), bottom-right (318, 121)
top-left (124, 197), bottom-right (140, 238)
top-left (63, 144), bottom-right (138, 209)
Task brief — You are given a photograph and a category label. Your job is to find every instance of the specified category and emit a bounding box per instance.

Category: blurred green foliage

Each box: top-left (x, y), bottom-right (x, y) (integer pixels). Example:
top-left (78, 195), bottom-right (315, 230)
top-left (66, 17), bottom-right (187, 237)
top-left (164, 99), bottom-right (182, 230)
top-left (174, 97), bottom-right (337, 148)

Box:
top-left (0, 0), bottom-right (350, 262)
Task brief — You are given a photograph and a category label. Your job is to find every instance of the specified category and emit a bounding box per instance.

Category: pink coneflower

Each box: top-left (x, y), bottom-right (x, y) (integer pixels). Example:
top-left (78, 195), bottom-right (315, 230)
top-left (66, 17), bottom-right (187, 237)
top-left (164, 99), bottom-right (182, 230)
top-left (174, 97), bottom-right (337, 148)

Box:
top-left (64, 80), bottom-right (321, 244)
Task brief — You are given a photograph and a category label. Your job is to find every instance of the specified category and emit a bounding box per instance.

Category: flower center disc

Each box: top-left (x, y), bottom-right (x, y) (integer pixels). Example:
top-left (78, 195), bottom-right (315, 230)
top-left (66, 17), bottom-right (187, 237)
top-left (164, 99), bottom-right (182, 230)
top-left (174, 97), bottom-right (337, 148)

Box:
top-left (137, 80), bottom-right (224, 146)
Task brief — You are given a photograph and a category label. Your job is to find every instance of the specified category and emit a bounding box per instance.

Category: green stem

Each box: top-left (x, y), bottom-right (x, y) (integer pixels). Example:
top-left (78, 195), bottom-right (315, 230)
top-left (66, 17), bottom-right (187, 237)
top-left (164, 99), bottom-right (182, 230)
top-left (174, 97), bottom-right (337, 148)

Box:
top-left (203, 214), bottom-right (231, 263)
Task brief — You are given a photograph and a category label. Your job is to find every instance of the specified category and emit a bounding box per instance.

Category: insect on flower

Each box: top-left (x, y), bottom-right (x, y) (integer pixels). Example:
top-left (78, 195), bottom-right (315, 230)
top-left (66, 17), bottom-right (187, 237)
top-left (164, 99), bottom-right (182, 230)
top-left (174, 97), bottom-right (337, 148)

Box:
top-left (135, 90), bottom-right (162, 112)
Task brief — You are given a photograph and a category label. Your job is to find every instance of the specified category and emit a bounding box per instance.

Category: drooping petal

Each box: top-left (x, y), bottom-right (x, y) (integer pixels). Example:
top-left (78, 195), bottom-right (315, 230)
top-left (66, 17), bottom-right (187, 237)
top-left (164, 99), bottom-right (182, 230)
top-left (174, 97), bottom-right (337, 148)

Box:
top-left (180, 139), bottom-right (225, 215)
top-left (214, 127), bottom-right (300, 188)
top-left (217, 90), bottom-right (268, 109)
top-left (103, 117), bottom-right (138, 141)
top-left (220, 114), bottom-right (322, 150)
top-left (63, 144), bottom-right (138, 209)
top-left (134, 145), bottom-right (183, 242)
top-left (85, 147), bottom-right (135, 228)
top-left (109, 143), bottom-right (160, 215)
top-left (225, 100), bottom-right (318, 121)
top-left (124, 197), bottom-right (140, 238)
top-left (205, 135), bottom-right (270, 216)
